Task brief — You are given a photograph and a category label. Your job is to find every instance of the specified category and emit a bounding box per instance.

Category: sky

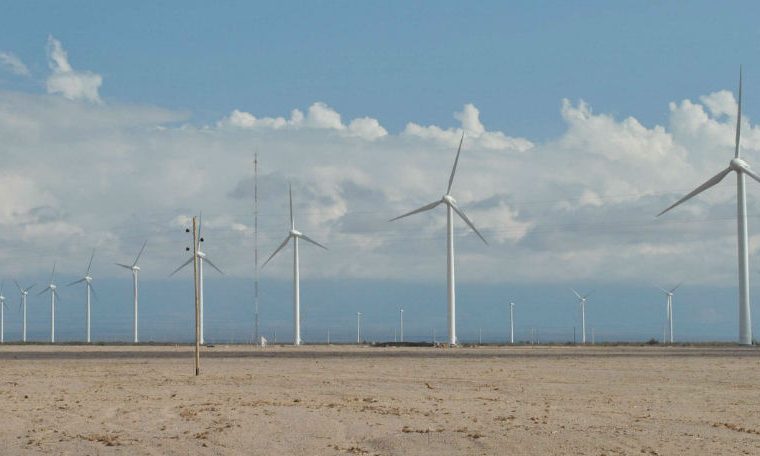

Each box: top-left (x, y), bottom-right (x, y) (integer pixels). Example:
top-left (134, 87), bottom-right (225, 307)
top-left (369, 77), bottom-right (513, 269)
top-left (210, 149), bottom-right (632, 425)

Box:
top-left (1, 2), bottom-right (760, 343)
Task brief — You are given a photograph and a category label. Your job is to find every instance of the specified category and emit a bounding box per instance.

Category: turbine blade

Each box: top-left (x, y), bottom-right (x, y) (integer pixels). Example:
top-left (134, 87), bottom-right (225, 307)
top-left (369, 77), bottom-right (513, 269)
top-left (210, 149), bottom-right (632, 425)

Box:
top-left (741, 165), bottom-right (760, 185)
top-left (169, 256), bottom-right (194, 277)
top-left (735, 65), bottom-right (742, 158)
top-left (299, 233), bottom-right (328, 250)
top-left (389, 200), bottom-right (442, 222)
top-left (447, 133), bottom-right (464, 194)
top-left (37, 286), bottom-right (51, 296)
top-left (450, 202), bottom-right (488, 245)
top-left (570, 288), bottom-right (582, 299)
top-left (50, 262), bottom-right (56, 283)
top-left (289, 183), bottom-right (294, 229)
top-left (27, 284), bottom-right (35, 292)
top-left (583, 291), bottom-right (594, 299)
top-left (67, 278), bottom-right (86, 287)
top-left (115, 263), bottom-right (133, 270)
top-left (132, 240), bottom-right (148, 267)
top-left (670, 282), bottom-right (683, 293)
top-left (86, 249), bottom-right (95, 275)
top-left (53, 289), bottom-right (61, 302)
top-left (657, 168), bottom-right (732, 217)
top-left (203, 257), bottom-right (225, 275)
top-left (262, 235), bottom-right (292, 268)
top-left (198, 211), bottom-right (203, 239)
top-left (656, 285), bottom-right (669, 294)
top-left (0, 281), bottom-right (4, 296)
top-left (90, 283), bottom-right (99, 302)
top-left (14, 280), bottom-right (21, 292)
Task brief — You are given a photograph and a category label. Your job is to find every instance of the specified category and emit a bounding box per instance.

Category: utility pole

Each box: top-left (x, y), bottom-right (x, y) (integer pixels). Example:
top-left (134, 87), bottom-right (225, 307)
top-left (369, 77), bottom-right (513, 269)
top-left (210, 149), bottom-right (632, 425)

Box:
top-left (253, 153), bottom-right (260, 345)
top-left (356, 312), bottom-right (361, 344)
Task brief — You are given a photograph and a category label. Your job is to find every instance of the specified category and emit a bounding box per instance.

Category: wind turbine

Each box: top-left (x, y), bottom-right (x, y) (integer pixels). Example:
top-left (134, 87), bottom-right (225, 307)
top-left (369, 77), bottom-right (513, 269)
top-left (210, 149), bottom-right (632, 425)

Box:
top-left (15, 281), bottom-right (34, 342)
top-left (389, 134), bottom-right (488, 345)
top-left (0, 283), bottom-right (7, 343)
top-left (571, 289), bottom-right (592, 344)
top-left (116, 240), bottom-right (147, 343)
top-left (657, 283), bottom-right (682, 344)
top-left (171, 216), bottom-right (223, 345)
top-left (262, 185), bottom-right (327, 345)
top-left (38, 263), bottom-right (61, 343)
top-left (509, 302), bottom-right (515, 344)
top-left (658, 68), bottom-right (756, 345)
top-left (68, 249), bottom-right (96, 343)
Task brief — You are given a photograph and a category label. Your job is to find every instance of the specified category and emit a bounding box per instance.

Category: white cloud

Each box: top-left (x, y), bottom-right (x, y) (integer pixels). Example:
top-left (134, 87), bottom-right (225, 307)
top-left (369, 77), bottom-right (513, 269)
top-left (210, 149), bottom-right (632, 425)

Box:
top-left (45, 36), bottom-right (103, 103)
top-left (404, 103), bottom-right (534, 151)
top-left (0, 51), bottom-right (29, 76)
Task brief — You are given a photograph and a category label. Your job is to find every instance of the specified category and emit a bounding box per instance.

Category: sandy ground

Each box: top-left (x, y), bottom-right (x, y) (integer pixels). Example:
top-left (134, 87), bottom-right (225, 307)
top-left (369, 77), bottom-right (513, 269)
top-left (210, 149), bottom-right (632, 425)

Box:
top-left (1, 345), bottom-right (759, 455)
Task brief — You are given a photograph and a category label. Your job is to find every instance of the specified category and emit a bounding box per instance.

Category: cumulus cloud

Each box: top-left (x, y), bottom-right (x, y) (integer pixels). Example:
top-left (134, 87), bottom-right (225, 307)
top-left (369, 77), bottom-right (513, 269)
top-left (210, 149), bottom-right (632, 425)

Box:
top-left (0, 51), bottom-right (29, 76)
top-left (45, 36), bottom-right (103, 103)
top-left (404, 103), bottom-right (533, 151)
top-left (218, 102), bottom-right (387, 140)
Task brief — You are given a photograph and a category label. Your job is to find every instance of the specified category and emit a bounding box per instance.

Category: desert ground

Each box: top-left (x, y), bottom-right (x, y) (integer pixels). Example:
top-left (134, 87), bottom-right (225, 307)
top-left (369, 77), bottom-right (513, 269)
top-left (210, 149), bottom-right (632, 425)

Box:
top-left (1, 344), bottom-right (759, 455)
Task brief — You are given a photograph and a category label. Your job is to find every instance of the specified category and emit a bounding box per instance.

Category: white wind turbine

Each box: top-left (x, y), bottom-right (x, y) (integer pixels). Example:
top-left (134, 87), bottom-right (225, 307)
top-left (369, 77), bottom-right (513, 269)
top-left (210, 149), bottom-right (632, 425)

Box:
top-left (38, 263), bottom-right (61, 343)
top-left (262, 185), bottom-right (327, 346)
top-left (0, 283), bottom-right (7, 343)
top-left (68, 250), bottom-right (96, 343)
top-left (15, 281), bottom-right (34, 342)
top-left (571, 289), bottom-right (592, 344)
top-left (171, 216), bottom-right (223, 345)
top-left (657, 68), bottom-right (756, 345)
top-left (116, 240), bottom-right (147, 343)
top-left (390, 134), bottom-right (488, 345)
top-left (657, 283), bottom-right (682, 344)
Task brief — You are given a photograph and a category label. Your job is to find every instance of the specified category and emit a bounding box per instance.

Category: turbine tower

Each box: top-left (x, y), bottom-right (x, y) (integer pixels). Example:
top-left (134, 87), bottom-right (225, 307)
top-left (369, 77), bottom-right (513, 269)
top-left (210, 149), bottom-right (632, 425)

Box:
top-left (68, 250), bottom-right (96, 343)
top-left (658, 283), bottom-right (682, 344)
top-left (171, 216), bottom-right (223, 345)
top-left (390, 134), bottom-right (488, 345)
top-left (571, 289), bottom-right (592, 344)
top-left (657, 67), bottom-right (755, 345)
top-left (0, 283), bottom-right (6, 343)
top-left (509, 302), bottom-right (515, 344)
top-left (117, 240), bottom-right (147, 343)
top-left (262, 184), bottom-right (327, 345)
top-left (38, 263), bottom-right (60, 343)
top-left (15, 281), bottom-right (34, 342)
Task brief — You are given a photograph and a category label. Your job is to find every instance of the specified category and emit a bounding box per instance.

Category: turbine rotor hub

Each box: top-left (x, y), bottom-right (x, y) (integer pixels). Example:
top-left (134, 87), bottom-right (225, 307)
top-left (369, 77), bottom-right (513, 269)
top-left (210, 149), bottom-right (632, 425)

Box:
top-left (290, 229), bottom-right (302, 237)
top-left (49, 284), bottom-right (56, 290)
top-left (133, 266), bottom-right (141, 272)
top-left (442, 194), bottom-right (456, 205)
top-left (731, 157), bottom-right (749, 171)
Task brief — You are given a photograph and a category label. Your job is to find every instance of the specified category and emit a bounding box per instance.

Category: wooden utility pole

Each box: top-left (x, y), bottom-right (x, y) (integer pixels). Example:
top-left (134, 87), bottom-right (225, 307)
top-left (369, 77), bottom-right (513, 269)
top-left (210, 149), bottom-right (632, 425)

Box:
top-left (193, 216), bottom-right (201, 375)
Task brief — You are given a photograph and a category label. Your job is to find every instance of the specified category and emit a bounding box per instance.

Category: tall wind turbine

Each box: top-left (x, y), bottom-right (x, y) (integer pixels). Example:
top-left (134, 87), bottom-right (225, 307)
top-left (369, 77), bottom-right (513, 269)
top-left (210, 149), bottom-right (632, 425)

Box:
top-left (509, 301), bottom-right (515, 344)
top-left (262, 185), bottom-right (327, 345)
top-left (0, 283), bottom-right (7, 343)
top-left (571, 289), bottom-right (592, 344)
top-left (657, 68), bottom-right (756, 345)
top-left (171, 216), bottom-right (223, 345)
top-left (117, 240), bottom-right (147, 343)
top-left (657, 283), bottom-right (682, 344)
top-left (68, 250), bottom-right (96, 343)
top-left (15, 281), bottom-right (34, 342)
top-left (38, 263), bottom-right (60, 343)
top-left (389, 135), bottom-right (488, 345)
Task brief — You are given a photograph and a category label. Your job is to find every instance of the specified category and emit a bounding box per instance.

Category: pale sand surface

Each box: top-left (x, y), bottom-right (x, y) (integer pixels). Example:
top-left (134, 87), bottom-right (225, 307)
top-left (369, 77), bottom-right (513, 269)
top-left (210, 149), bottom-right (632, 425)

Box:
top-left (1, 345), bottom-right (759, 455)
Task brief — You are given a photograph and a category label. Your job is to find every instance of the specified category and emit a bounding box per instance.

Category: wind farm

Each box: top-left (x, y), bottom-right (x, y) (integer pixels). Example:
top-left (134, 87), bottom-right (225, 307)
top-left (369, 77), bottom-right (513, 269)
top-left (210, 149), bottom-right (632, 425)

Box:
top-left (3, 3), bottom-right (760, 455)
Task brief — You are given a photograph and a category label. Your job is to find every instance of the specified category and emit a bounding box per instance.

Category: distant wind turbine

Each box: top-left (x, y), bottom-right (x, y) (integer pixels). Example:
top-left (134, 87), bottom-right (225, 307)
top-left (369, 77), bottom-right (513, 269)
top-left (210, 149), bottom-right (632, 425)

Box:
top-left (657, 283), bottom-right (682, 344)
top-left (509, 301), bottom-right (515, 344)
top-left (15, 281), bottom-right (34, 342)
top-left (262, 185), bottom-right (327, 345)
top-left (68, 249), bottom-right (96, 343)
top-left (389, 134), bottom-right (488, 345)
top-left (116, 240), bottom-right (147, 343)
top-left (0, 283), bottom-right (7, 343)
top-left (171, 216), bottom-right (223, 345)
top-left (657, 67), bottom-right (755, 345)
top-left (571, 289), bottom-right (592, 344)
top-left (38, 263), bottom-right (60, 343)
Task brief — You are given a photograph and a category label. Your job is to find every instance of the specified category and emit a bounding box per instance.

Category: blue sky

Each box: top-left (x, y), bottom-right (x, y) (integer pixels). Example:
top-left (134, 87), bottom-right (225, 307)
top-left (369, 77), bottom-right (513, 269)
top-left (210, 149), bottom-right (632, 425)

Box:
top-left (1, 2), bottom-right (760, 343)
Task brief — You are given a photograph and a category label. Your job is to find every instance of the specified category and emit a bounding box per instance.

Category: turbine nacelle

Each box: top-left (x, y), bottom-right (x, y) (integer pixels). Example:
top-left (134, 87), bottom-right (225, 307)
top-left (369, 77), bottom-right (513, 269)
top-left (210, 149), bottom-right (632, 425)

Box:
top-left (132, 266), bottom-right (141, 272)
top-left (197, 251), bottom-right (207, 259)
top-left (730, 157), bottom-right (751, 172)
top-left (442, 194), bottom-right (457, 205)
top-left (290, 229), bottom-right (302, 238)
top-left (49, 284), bottom-right (57, 291)
top-left (85, 276), bottom-right (93, 283)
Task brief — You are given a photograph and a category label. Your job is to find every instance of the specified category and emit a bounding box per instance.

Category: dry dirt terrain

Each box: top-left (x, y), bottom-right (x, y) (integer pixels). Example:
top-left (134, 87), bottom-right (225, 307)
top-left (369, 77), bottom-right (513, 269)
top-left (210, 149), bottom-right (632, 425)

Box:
top-left (0, 344), bottom-right (759, 455)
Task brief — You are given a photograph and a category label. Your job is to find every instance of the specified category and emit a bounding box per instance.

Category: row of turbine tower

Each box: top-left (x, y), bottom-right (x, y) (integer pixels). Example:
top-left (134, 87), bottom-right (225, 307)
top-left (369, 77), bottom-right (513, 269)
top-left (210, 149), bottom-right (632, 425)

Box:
top-left (0, 68), bottom-right (754, 346)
